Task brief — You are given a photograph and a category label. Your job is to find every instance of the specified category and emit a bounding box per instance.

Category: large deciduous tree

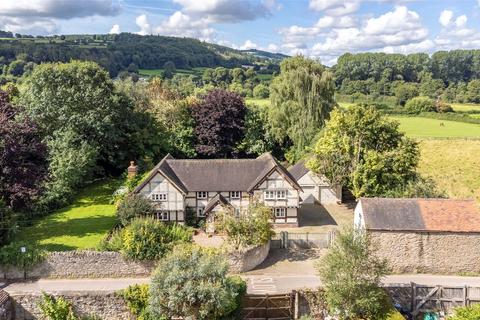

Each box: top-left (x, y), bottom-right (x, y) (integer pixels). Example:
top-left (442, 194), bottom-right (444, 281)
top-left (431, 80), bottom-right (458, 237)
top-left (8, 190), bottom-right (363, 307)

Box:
top-left (268, 56), bottom-right (336, 162)
top-left (192, 89), bottom-right (247, 158)
top-left (308, 105), bottom-right (420, 198)
top-left (0, 90), bottom-right (47, 210)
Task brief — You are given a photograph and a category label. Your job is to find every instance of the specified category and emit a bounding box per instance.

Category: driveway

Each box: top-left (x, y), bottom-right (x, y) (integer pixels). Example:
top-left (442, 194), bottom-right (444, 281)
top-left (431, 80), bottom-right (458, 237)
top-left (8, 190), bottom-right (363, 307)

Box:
top-left (275, 203), bottom-right (354, 233)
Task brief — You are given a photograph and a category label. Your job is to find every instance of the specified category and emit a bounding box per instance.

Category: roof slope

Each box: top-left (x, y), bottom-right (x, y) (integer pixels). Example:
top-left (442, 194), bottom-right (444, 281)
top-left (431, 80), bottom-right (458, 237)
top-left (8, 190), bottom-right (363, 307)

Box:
top-left (359, 198), bottom-right (480, 233)
top-left (288, 160), bottom-right (310, 180)
top-left (135, 153), bottom-right (301, 194)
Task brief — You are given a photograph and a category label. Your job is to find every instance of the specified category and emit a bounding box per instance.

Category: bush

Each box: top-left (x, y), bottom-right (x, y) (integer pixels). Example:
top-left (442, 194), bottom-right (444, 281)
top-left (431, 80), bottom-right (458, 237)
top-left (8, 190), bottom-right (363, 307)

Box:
top-left (121, 284), bottom-right (152, 320)
top-left (96, 228), bottom-right (124, 252)
top-left (116, 194), bottom-right (155, 226)
top-left (253, 83), bottom-right (269, 99)
top-left (436, 101), bottom-right (454, 113)
top-left (447, 303), bottom-right (480, 320)
top-left (38, 292), bottom-right (77, 320)
top-left (317, 228), bottom-right (390, 319)
top-left (0, 241), bottom-right (45, 272)
top-left (405, 96), bottom-right (435, 114)
top-left (149, 245), bottom-right (246, 320)
top-left (0, 201), bottom-right (16, 246)
top-left (121, 218), bottom-right (192, 261)
top-left (215, 201), bottom-right (274, 249)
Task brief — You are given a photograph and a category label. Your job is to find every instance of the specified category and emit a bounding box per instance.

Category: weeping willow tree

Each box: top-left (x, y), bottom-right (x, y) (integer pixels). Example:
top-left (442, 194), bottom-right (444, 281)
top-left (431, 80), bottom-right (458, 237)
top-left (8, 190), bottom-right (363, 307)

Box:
top-left (268, 56), bottom-right (336, 162)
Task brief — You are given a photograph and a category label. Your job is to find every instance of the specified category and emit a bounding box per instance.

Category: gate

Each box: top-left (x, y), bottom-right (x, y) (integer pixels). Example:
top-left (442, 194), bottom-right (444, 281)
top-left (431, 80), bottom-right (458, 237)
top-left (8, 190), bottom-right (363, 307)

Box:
top-left (271, 231), bottom-right (335, 249)
top-left (242, 293), bottom-right (294, 320)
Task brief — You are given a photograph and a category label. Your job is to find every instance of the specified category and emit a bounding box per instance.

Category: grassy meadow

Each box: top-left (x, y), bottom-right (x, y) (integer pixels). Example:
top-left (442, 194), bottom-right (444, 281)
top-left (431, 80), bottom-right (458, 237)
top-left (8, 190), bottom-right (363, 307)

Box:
top-left (390, 116), bottom-right (480, 138)
top-left (16, 179), bottom-right (119, 251)
top-left (451, 102), bottom-right (480, 112)
top-left (139, 67), bottom-right (207, 78)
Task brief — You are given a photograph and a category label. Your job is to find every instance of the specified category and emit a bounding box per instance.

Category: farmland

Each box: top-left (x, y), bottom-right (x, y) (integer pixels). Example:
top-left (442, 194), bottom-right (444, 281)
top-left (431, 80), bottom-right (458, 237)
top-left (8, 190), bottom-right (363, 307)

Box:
top-left (139, 67), bottom-right (207, 78)
top-left (390, 116), bottom-right (480, 138)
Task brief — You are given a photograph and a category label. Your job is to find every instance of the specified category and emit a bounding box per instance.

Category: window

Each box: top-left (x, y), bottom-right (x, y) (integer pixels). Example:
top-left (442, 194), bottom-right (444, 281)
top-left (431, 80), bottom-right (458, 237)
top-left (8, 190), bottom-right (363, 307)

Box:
top-left (197, 207), bottom-right (205, 217)
top-left (197, 191), bottom-right (208, 199)
top-left (151, 193), bottom-right (167, 202)
top-left (234, 208), bottom-right (241, 217)
top-left (158, 211), bottom-right (169, 221)
top-left (264, 190), bottom-right (276, 200)
top-left (274, 207), bottom-right (286, 218)
top-left (276, 190), bottom-right (287, 200)
top-left (230, 191), bottom-right (241, 199)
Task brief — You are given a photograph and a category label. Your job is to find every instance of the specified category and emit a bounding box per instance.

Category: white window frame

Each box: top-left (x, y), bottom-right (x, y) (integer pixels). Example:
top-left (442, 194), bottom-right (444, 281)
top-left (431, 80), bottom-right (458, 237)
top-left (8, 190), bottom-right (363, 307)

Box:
top-left (158, 211), bottom-right (169, 221)
top-left (197, 191), bottom-right (208, 199)
top-left (264, 190), bottom-right (276, 200)
top-left (230, 191), bottom-right (241, 199)
top-left (151, 192), bottom-right (168, 202)
top-left (276, 190), bottom-right (287, 200)
top-left (274, 207), bottom-right (286, 218)
top-left (197, 207), bottom-right (205, 217)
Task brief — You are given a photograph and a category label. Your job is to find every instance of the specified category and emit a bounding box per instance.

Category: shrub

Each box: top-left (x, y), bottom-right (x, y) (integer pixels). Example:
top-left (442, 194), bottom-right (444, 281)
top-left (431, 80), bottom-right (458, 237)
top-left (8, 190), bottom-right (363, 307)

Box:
top-left (121, 218), bottom-right (192, 261)
top-left (121, 284), bottom-right (152, 320)
top-left (0, 241), bottom-right (45, 272)
top-left (253, 83), bottom-right (269, 99)
top-left (38, 292), bottom-right (77, 320)
top-left (96, 228), bottom-right (124, 252)
top-left (405, 96), bottom-right (436, 114)
top-left (436, 101), bottom-right (454, 113)
top-left (215, 201), bottom-right (274, 249)
top-left (0, 201), bottom-right (16, 246)
top-left (317, 228), bottom-right (390, 320)
top-left (116, 194), bottom-right (155, 226)
top-left (447, 303), bottom-right (480, 320)
top-left (149, 245), bottom-right (246, 320)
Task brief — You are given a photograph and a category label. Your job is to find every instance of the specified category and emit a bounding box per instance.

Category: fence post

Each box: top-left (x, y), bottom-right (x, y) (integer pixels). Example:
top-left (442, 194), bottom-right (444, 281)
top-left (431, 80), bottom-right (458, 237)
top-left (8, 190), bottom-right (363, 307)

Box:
top-left (464, 285), bottom-right (468, 306)
top-left (294, 290), bottom-right (299, 319)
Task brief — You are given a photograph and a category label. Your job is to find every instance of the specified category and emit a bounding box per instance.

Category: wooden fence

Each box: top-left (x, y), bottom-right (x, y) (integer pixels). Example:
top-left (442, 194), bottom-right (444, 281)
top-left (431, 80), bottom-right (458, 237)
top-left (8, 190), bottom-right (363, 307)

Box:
top-left (242, 293), bottom-right (294, 320)
top-left (271, 231), bottom-right (335, 249)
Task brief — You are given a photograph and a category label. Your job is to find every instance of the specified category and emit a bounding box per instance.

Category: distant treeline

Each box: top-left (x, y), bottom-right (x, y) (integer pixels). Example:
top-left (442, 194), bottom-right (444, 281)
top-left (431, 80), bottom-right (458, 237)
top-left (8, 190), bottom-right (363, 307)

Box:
top-left (333, 51), bottom-right (480, 85)
top-left (0, 33), bottom-right (278, 76)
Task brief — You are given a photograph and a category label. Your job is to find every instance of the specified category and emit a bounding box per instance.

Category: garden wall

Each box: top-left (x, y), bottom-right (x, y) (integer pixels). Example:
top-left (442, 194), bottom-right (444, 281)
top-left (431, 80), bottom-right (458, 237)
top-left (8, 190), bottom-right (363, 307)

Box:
top-left (9, 291), bottom-right (130, 320)
top-left (370, 231), bottom-right (480, 274)
top-left (0, 251), bottom-right (155, 280)
top-left (228, 241), bottom-right (270, 273)
top-left (0, 290), bottom-right (13, 320)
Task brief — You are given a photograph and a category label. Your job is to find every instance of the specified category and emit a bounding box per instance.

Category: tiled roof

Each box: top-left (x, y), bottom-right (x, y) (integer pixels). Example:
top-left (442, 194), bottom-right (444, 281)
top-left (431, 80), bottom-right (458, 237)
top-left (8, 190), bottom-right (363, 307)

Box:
top-left (288, 160), bottom-right (310, 180)
top-left (0, 289), bottom-right (9, 304)
top-left (204, 193), bottom-right (230, 214)
top-left (359, 198), bottom-right (480, 233)
top-left (135, 152), bottom-right (301, 194)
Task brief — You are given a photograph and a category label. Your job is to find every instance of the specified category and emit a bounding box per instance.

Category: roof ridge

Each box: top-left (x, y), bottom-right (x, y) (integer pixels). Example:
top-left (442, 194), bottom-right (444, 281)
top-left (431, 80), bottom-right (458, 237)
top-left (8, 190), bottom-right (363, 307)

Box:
top-left (361, 197), bottom-right (475, 202)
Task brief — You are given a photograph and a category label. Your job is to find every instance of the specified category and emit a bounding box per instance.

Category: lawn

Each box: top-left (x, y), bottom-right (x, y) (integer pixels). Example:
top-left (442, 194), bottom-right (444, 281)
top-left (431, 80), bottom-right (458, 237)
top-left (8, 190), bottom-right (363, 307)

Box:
top-left (417, 139), bottom-right (480, 203)
top-left (139, 68), bottom-right (204, 77)
top-left (16, 179), bottom-right (119, 251)
top-left (246, 98), bottom-right (270, 107)
top-left (390, 116), bottom-right (480, 138)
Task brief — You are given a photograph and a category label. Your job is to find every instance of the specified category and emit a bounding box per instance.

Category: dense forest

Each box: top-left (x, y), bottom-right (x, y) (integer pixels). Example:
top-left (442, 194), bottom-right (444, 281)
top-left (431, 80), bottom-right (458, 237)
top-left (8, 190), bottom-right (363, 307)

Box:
top-left (0, 32), bottom-right (284, 77)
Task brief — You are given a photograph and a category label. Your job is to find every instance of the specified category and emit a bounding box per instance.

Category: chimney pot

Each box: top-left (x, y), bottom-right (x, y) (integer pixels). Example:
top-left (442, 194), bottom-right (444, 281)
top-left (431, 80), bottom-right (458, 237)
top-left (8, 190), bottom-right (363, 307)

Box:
top-left (127, 161), bottom-right (138, 178)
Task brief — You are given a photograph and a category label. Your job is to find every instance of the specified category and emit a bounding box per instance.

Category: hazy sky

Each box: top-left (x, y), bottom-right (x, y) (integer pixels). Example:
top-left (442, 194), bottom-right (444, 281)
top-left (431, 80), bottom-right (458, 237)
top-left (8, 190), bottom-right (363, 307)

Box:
top-left (1, 0), bottom-right (480, 65)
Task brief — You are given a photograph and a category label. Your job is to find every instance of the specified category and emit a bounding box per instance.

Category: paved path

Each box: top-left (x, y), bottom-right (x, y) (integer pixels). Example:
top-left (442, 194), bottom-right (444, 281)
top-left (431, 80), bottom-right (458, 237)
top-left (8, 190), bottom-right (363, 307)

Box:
top-left (4, 274), bottom-right (480, 295)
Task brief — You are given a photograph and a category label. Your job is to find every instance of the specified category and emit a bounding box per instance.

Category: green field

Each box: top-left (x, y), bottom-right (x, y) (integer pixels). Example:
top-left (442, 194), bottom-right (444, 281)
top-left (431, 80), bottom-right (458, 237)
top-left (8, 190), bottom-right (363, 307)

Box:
top-left (246, 98), bottom-right (271, 107)
top-left (16, 179), bottom-right (119, 251)
top-left (390, 116), bottom-right (480, 138)
top-left (139, 67), bottom-right (206, 78)
top-left (418, 139), bottom-right (480, 203)
top-left (451, 103), bottom-right (480, 112)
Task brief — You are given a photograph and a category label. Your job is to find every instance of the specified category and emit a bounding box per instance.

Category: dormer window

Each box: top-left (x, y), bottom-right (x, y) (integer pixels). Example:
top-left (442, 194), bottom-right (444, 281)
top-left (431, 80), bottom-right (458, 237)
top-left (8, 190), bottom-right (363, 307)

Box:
top-left (230, 191), bottom-right (241, 199)
top-left (197, 191), bottom-right (208, 199)
top-left (151, 193), bottom-right (167, 202)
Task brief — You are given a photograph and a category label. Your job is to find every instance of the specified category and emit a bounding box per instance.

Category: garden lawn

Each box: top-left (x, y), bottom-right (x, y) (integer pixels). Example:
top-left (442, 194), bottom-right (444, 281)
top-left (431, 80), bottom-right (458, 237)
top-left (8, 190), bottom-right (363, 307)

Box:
top-left (16, 179), bottom-right (119, 251)
top-left (417, 139), bottom-right (480, 203)
top-left (390, 116), bottom-right (480, 138)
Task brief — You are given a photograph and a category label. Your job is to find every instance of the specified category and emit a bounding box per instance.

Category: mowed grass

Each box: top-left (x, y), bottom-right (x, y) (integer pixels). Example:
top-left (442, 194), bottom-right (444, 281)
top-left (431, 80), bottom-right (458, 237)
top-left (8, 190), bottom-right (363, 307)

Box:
top-left (17, 179), bottom-right (119, 251)
top-left (390, 116), bottom-right (480, 138)
top-left (418, 139), bottom-right (480, 203)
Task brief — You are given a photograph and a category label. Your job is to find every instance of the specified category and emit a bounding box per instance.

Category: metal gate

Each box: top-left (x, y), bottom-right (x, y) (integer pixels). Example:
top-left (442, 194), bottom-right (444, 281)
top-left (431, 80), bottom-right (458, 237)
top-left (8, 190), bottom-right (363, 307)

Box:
top-left (242, 293), bottom-right (294, 320)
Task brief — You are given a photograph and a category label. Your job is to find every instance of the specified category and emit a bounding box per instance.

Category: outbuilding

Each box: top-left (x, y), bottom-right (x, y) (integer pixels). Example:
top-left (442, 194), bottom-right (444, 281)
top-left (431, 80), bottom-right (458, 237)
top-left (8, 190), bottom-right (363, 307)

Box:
top-left (354, 198), bottom-right (480, 274)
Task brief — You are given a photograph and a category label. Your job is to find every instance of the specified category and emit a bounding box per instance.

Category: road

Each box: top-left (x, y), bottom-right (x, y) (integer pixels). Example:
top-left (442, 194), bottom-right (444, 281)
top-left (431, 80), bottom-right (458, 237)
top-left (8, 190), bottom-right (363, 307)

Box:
top-left (4, 274), bottom-right (480, 295)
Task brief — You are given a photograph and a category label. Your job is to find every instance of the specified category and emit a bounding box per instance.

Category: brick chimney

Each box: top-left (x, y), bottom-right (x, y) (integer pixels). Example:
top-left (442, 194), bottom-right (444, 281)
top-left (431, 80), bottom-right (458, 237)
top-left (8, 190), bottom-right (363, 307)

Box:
top-left (127, 161), bottom-right (138, 178)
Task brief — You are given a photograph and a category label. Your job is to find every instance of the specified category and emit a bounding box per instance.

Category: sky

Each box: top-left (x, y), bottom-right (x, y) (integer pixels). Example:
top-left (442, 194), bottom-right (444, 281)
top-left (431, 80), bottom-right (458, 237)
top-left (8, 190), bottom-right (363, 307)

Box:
top-left (1, 0), bottom-right (480, 65)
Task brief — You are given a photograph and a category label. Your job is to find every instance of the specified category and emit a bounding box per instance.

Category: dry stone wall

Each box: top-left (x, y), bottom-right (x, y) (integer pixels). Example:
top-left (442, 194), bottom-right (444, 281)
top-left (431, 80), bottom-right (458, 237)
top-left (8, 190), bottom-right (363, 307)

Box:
top-left (228, 241), bottom-right (270, 273)
top-left (0, 251), bottom-right (155, 280)
top-left (370, 231), bottom-right (480, 274)
top-left (10, 292), bottom-right (131, 320)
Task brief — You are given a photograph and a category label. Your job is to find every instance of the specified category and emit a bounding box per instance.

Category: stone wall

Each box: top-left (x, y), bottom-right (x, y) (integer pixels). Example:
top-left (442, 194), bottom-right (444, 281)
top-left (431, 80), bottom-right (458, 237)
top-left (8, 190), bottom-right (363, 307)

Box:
top-left (370, 231), bottom-right (480, 274)
top-left (0, 251), bottom-right (155, 280)
top-left (228, 241), bottom-right (270, 273)
top-left (0, 290), bottom-right (13, 320)
top-left (10, 292), bottom-right (131, 320)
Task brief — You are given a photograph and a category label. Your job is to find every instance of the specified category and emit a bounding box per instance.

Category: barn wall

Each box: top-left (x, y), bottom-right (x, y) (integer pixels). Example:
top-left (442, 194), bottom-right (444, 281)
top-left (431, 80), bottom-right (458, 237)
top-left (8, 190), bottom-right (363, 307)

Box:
top-left (370, 231), bottom-right (480, 274)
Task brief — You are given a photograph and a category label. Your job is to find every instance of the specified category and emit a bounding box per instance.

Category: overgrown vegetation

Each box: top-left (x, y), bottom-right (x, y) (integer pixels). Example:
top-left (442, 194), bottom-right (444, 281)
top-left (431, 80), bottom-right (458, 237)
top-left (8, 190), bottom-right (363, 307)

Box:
top-left (317, 229), bottom-right (391, 319)
top-left (116, 194), bottom-right (155, 226)
top-left (447, 303), bottom-right (480, 320)
top-left (149, 245), bottom-right (246, 320)
top-left (121, 284), bottom-right (152, 320)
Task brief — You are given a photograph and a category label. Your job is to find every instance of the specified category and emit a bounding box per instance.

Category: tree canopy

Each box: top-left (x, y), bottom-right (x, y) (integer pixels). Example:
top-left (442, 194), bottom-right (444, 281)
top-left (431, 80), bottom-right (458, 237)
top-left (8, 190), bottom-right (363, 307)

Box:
top-left (269, 56), bottom-right (336, 161)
